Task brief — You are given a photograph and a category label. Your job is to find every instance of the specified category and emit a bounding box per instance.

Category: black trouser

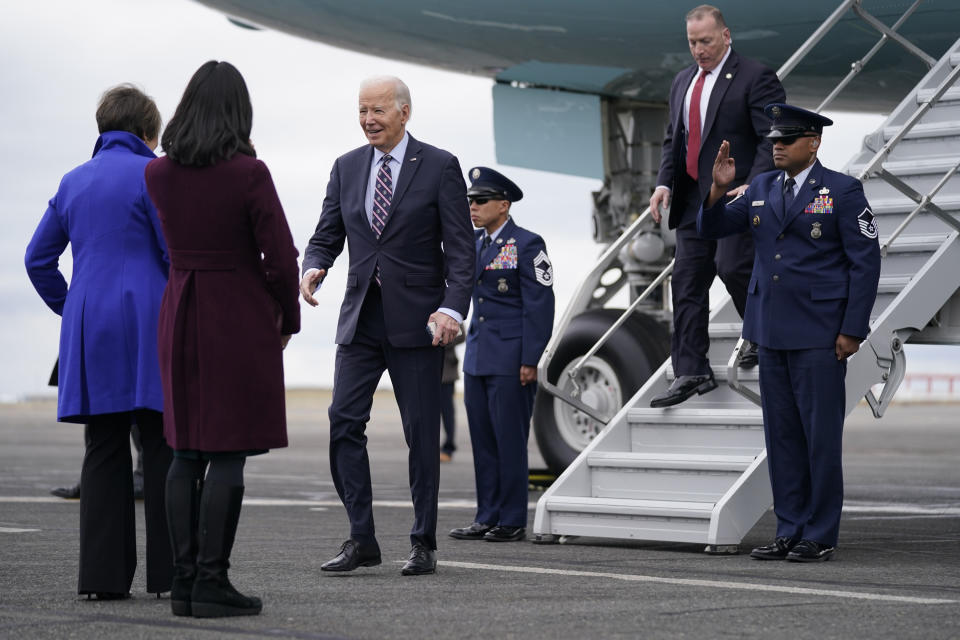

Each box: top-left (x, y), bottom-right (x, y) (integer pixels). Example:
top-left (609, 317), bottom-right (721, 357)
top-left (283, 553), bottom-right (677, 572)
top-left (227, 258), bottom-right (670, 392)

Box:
top-left (79, 410), bottom-right (173, 594)
top-left (440, 382), bottom-right (456, 455)
top-left (670, 180), bottom-right (754, 376)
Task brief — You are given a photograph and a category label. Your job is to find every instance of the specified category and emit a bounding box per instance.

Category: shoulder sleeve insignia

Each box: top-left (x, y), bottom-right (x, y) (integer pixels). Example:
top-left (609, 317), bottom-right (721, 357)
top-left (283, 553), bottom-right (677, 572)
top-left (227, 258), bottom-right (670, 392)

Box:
top-left (857, 207), bottom-right (878, 239)
top-left (533, 250), bottom-right (553, 286)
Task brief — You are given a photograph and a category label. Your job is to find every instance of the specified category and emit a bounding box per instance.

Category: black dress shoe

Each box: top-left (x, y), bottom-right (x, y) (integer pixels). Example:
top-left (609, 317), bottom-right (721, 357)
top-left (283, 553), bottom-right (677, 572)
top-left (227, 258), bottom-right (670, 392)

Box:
top-left (401, 544), bottom-right (437, 576)
top-left (320, 539), bottom-right (381, 572)
top-left (750, 537), bottom-right (798, 560)
top-left (51, 483), bottom-right (81, 499)
top-left (649, 373), bottom-right (718, 408)
top-left (786, 540), bottom-right (836, 562)
top-left (738, 341), bottom-right (759, 369)
top-left (449, 522), bottom-right (493, 540)
top-left (483, 525), bottom-right (526, 542)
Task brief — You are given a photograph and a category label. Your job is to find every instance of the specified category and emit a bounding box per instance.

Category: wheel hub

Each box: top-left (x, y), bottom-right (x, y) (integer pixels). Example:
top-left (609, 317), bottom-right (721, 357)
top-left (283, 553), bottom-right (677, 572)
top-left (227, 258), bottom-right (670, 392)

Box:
top-left (553, 356), bottom-right (623, 451)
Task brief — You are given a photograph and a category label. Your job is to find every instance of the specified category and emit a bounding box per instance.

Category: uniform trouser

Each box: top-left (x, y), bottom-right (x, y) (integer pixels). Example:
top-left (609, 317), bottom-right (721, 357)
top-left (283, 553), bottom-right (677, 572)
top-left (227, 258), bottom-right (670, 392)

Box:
top-left (440, 382), bottom-right (457, 455)
top-left (670, 221), bottom-right (753, 376)
top-left (79, 410), bottom-right (173, 594)
top-left (328, 286), bottom-right (444, 550)
top-left (463, 373), bottom-right (535, 527)
top-left (758, 346), bottom-right (847, 547)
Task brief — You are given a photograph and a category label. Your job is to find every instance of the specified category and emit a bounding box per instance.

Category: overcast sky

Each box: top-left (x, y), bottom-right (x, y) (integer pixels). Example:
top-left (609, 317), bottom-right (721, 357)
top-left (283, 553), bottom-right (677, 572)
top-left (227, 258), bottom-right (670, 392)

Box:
top-left (2, 0), bottom-right (948, 401)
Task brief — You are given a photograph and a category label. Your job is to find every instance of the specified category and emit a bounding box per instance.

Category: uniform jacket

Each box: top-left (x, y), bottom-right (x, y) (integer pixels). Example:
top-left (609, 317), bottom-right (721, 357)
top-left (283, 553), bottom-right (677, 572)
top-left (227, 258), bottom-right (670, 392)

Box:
top-left (145, 154), bottom-right (301, 451)
top-left (25, 131), bottom-right (168, 422)
top-left (698, 160), bottom-right (881, 349)
top-left (657, 49), bottom-right (785, 228)
top-left (463, 218), bottom-right (555, 376)
top-left (303, 133), bottom-right (475, 347)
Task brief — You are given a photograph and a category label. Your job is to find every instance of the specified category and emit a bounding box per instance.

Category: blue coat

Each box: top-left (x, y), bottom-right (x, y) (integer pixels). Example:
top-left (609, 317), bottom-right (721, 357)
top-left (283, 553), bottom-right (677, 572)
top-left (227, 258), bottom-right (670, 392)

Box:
top-left (698, 160), bottom-right (881, 349)
top-left (463, 218), bottom-right (555, 375)
top-left (25, 131), bottom-right (168, 422)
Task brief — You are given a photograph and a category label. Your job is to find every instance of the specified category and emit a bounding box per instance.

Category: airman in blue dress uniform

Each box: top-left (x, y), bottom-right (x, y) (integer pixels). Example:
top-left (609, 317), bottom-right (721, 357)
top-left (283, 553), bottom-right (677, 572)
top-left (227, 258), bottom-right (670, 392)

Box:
top-left (698, 104), bottom-right (881, 562)
top-left (449, 167), bottom-right (555, 543)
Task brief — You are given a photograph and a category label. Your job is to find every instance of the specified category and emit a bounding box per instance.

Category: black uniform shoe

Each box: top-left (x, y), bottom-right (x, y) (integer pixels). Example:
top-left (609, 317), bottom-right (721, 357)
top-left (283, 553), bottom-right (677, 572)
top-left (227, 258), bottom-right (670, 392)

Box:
top-left (738, 341), bottom-right (759, 369)
top-left (321, 539), bottom-right (382, 572)
top-left (786, 540), bottom-right (836, 562)
top-left (750, 537), bottom-right (799, 560)
top-left (400, 544), bottom-right (437, 576)
top-left (51, 483), bottom-right (81, 499)
top-left (649, 373), bottom-right (718, 408)
top-left (449, 522), bottom-right (493, 540)
top-left (483, 525), bottom-right (526, 542)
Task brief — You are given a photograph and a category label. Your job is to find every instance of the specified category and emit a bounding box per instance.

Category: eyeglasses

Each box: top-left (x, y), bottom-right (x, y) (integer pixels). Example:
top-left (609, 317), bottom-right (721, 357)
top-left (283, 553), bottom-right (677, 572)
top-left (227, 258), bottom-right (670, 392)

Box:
top-left (468, 196), bottom-right (504, 205)
top-left (773, 133), bottom-right (817, 146)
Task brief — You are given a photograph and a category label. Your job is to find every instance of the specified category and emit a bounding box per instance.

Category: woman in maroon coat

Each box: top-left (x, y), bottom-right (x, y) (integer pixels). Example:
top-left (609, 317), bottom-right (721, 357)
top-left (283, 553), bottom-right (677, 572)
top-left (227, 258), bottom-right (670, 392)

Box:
top-left (145, 61), bottom-right (300, 619)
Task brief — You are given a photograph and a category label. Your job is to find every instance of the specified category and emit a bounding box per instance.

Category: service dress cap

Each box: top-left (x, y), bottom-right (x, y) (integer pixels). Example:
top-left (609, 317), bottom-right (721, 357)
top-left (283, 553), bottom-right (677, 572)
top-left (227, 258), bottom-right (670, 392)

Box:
top-left (765, 103), bottom-right (834, 140)
top-left (467, 166), bottom-right (523, 202)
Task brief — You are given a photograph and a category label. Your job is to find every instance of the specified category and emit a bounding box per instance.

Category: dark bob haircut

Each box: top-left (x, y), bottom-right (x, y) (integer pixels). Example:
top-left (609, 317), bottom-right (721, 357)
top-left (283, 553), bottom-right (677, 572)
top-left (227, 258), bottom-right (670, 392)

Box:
top-left (96, 84), bottom-right (162, 141)
top-left (161, 61), bottom-right (256, 166)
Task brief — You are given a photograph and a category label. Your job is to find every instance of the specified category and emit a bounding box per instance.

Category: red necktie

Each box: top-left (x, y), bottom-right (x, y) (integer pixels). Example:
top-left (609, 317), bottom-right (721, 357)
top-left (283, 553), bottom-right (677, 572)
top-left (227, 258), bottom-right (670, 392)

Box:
top-left (686, 70), bottom-right (707, 180)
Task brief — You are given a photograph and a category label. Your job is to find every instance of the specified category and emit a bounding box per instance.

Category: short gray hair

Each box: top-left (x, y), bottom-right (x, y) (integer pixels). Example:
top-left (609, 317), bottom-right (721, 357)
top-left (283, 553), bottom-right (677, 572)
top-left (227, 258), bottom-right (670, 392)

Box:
top-left (359, 75), bottom-right (412, 114)
top-left (685, 4), bottom-right (727, 29)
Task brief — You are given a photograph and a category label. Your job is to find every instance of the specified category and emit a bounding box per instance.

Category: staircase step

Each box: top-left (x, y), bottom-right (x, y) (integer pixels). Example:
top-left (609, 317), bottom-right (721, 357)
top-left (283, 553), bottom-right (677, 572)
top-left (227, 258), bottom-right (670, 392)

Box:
top-left (545, 496), bottom-right (714, 519)
top-left (916, 87), bottom-right (960, 104)
top-left (849, 155), bottom-right (960, 176)
top-left (588, 451), bottom-right (754, 472)
top-left (869, 195), bottom-right (960, 215)
top-left (666, 363), bottom-right (759, 383)
top-left (628, 407), bottom-right (763, 426)
top-left (882, 121), bottom-right (960, 141)
top-left (877, 274), bottom-right (912, 294)
top-left (707, 322), bottom-right (744, 339)
top-left (880, 234), bottom-right (951, 252)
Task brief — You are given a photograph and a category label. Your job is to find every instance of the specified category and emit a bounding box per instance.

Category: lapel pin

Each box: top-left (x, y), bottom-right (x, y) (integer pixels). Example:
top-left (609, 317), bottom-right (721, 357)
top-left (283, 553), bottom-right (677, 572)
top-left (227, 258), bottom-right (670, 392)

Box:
top-left (725, 72), bottom-right (732, 79)
top-left (808, 178), bottom-right (816, 185)
top-left (496, 237), bottom-right (504, 244)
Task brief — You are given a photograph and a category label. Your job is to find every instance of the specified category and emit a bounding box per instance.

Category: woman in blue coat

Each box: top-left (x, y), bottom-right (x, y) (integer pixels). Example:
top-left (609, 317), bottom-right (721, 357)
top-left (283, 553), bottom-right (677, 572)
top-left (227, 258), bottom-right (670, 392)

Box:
top-left (25, 85), bottom-right (174, 599)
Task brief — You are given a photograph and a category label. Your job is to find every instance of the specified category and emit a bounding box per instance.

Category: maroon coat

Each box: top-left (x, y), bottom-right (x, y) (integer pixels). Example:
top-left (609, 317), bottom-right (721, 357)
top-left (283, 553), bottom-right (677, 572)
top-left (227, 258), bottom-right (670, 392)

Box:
top-left (145, 154), bottom-right (300, 451)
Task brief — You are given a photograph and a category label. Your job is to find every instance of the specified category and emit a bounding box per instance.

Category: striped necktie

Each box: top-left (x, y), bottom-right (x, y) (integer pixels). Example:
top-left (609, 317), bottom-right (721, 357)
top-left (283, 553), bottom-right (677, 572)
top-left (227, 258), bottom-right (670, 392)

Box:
top-left (372, 154), bottom-right (393, 285)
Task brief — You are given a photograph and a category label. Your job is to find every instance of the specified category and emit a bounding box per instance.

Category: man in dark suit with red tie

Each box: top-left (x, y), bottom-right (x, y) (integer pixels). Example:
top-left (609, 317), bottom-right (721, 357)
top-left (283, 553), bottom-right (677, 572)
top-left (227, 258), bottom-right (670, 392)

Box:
top-left (649, 4), bottom-right (785, 408)
top-left (300, 76), bottom-right (475, 576)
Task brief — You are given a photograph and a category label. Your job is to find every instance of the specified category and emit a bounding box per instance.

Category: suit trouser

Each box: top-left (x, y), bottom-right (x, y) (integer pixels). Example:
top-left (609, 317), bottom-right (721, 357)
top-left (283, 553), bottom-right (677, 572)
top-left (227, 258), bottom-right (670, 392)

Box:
top-left (758, 346), bottom-right (847, 547)
top-left (671, 188), bottom-right (754, 376)
top-left (463, 373), bottom-right (535, 527)
top-left (79, 410), bottom-right (173, 594)
top-left (328, 285), bottom-right (444, 550)
top-left (440, 382), bottom-right (457, 455)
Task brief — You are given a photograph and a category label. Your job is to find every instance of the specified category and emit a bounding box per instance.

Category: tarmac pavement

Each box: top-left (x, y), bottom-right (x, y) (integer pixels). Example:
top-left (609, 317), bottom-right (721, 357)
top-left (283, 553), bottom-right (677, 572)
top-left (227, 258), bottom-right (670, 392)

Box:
top-left (1, 390), bottom-right (959, 639)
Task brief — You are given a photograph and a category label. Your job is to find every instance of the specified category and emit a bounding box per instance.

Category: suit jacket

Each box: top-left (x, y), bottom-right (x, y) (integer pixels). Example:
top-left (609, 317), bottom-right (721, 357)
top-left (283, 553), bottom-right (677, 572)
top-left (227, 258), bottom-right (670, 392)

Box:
top-left (463, 218), bottom-right (555, 376)
top-left (698, 160), bottom-right (881, 349)
top-left (25, 131), bottom-right (168, 422)
top-left (303, 133), bottom-right (475, 347)
top-left (656, 49), bottom-right (785, 228)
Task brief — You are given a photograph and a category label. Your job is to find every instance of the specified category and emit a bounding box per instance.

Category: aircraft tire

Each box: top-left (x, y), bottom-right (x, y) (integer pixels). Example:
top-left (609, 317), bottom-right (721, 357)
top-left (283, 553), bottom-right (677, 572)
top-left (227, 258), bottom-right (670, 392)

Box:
top-left (533, 309), bottom-right (669, 476)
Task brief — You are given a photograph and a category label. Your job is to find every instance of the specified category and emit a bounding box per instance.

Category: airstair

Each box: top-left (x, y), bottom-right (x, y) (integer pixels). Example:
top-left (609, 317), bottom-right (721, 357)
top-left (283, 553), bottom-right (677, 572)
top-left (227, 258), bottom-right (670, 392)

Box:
top-left (533, 2), bottom-right (960, 551)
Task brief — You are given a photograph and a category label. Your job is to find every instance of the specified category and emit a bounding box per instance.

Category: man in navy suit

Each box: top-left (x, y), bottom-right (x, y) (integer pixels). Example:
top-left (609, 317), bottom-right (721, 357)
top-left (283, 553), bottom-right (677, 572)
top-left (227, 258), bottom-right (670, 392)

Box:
top-left (449, 168), bottom-right (554, 543)
top-left (649, 4), bottom-right (785, 408)
top-left (301, 76), bottom-right (475, 576)
top-left (698, 104), bottom-right (881, 562)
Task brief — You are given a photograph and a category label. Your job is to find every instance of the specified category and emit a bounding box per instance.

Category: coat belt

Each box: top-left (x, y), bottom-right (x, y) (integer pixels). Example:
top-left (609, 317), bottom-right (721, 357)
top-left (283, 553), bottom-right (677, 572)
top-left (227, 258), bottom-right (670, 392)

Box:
top-left (169, 249), bottom-right (240, 271)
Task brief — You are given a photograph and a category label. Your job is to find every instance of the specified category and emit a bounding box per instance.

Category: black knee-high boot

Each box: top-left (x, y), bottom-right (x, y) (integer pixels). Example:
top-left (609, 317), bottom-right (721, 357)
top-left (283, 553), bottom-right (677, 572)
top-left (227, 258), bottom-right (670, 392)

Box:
top-left (165, 470), bottom-right (202, 616)
top-left (190, 483), bottom-right (262, 618)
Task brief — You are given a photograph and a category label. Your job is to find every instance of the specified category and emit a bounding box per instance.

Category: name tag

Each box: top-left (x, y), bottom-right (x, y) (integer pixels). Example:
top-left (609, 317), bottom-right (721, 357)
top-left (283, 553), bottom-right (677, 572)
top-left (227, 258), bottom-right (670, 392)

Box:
top-left (751, 200), bottom-right (765, 206)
